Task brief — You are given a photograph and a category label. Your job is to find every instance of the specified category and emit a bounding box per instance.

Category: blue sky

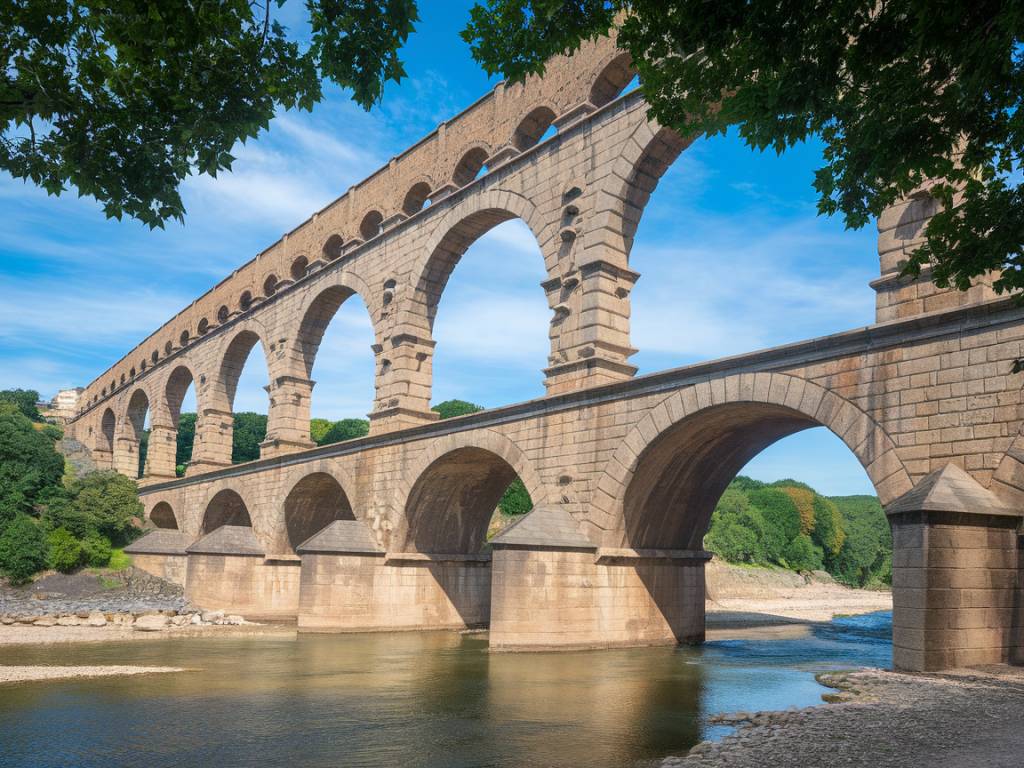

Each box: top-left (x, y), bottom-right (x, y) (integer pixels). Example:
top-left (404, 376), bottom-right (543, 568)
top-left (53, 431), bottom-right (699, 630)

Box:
top-left (0, 1), bottom-right (881, 495)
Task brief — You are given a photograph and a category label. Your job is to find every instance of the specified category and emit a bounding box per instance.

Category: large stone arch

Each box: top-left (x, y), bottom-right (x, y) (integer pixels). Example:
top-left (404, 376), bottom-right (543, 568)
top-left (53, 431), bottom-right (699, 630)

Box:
top-left (198, 482), bottom-right (258, 539)
top-left (149, 500), bottom-right (179, 530)
top-left (589, 372), bottom-right (913, 548)
top-left (212, 320), bottom-right (275, 412)
top-left (275, 460), bottom-right (360, 554)
top-left (404, 188), bottom-right (554, 337)
top-left (391, 429), bottom-right (548, 553)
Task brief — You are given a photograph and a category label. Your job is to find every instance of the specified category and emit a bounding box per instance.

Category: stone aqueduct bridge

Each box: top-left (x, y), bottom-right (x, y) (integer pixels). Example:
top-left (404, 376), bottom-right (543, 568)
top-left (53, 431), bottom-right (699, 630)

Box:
top-left (66, 38), bottom-right (1023, 672)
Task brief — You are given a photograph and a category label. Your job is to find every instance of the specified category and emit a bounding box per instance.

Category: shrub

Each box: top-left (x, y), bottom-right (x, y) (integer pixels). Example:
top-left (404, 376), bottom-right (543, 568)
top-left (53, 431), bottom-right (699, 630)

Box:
top-left (0, 514), bottom-right (48, 584)
top-left (432, 400), bottom-right (484, 419)
top-left (811, 495), bottom-right (846, 560)
top-left (0, 412), bottom-right (66, 522)
top-left (498, 478), bottom-right (532, 516)
top-left (748, 487), bottom-right (801, 562)
top-left (320, 418), bottom-right (369, 445)
top-left (67, 471), bottom-right (144, 546)
top-left (107, 548), bottom-right (132, 571)
top-left (81, 532), bottom-right (113, 567)
top-left (781, 486), bottom-right (816, 535)
top-left (705, 489), bottom-right (768, 564)
top-left (48, 527), bottom-right (83, 572)
top-left (783, 534), bottom-right (822, 572)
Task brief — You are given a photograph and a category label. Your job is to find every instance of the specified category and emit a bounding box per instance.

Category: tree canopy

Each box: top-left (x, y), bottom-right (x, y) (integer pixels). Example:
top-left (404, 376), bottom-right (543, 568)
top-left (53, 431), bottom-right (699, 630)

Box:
top-left (464, 1), bottom-right (1024, 298)
top-left (0, 389), bottom-right (42, 421)
top-left (2, 0), bottom-right (419, 227)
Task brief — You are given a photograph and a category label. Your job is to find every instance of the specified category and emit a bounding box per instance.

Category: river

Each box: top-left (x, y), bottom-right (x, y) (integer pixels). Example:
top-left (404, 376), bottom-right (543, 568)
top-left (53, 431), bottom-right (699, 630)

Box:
top-left (0, 612), bottom-right (892, 768)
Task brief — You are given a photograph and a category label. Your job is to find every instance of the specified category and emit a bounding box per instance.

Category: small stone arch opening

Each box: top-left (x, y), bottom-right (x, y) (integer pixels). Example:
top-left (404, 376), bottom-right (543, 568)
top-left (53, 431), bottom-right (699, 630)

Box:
top-left (512, 106), bottom-right (557, 150)
top-left (323, 234), bottom-right (344, 260)
top-left (152, 350), bottom-right (160, 364)
top-left (201, 489), bottom-right (252, 535)
top-left (217, 305), bottom-right (230, 324)
top-left (263, 274), bottom-right (278, 298)
top-left (125, 389), bottom-right (151, 479)
top-left (283, 472), bottom-right (355, 553)
top-left (291, 255), bottom-right (309, 281)
top-left (179, 330), bottom-right (190, 347)
top-left (590, 52), bottom-right (637, 107)
top-left (401, 447), bottom-right (522, 554)
top-left (164, 341), bottom-right (173, 356)
top-left (150, 501), bottom-right (179, 530)
top-left (359, 211), bottom-right (384, 241)
top-left (452, 146), bottom-right (490, 186)
top-left (402, 181), bottom-right (432, 215)
top-left (100, 407), bottom-right (116, 452)
top-left (239, 290), bottom-right (253, 312)
top-left (198, 318), bottom-right (210, 335)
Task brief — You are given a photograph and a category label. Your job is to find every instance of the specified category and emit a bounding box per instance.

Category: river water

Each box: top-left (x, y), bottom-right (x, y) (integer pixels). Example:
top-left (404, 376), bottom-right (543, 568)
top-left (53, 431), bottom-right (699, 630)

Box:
top-left (0, 612), bottom-right (892, 768)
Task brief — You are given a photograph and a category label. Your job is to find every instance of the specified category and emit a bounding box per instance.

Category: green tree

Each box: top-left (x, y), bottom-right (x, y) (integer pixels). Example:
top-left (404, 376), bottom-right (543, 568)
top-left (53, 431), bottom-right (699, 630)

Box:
top-left (67, 472), bottom-right (143, 546)
top-left (320, 418), bottom-right (370, 445)
top-left (47, 526), bottom-right (82, 573)
top-left (783, 533), bottom-right (822, 572)
top-left (81, 532), bottom-right (113, 568)
top-left (0, 514), bottom-right (48, 584)
top-left (0, 412), bottom-right (65, 524)
top-left (310, 418), bottom-right (334, 445)
top-left (705, 487), bottom-right (768, 564)
top-left (2, 1), bottom-right (421, 228)
top-left (464, 2), bottom-right (1024, 308)
top-left (175, 413), bottom-right (197, 472)
top-left (748, 487), bottom-right (801, 563)
top-left (811, 495), bottom-right (846, 562)
top-left (432, 400), bottom-right (484, 419)
top-left (0, 389), bottom-right (42, 421)
top-left (232, 412), bottom-right (268, 463)
top-left (498, 478), bottom-right (532, 516)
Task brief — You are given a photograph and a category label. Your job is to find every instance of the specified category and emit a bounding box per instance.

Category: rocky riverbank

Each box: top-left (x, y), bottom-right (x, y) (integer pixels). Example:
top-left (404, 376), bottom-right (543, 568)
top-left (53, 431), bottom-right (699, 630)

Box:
top-left (666, 667), bottom-right (1024, 767)
top-left (0, 665), bottom-right (185, 684)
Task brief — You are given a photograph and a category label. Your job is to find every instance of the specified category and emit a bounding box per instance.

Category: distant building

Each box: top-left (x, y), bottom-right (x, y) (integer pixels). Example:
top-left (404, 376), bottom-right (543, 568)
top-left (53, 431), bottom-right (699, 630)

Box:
top-left (41, 387), bottom-right (84, 424)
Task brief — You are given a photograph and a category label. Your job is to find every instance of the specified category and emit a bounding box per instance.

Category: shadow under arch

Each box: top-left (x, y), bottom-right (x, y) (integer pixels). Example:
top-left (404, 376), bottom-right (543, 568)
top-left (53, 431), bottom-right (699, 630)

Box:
top-left (149, 501), bottom-right (178, 530)
top-left (283, 471), bottom-right (356, 554)
top-left (591, 373), bottom-right (913, 549)
top-left (201, 488), bottom-right (253, 535)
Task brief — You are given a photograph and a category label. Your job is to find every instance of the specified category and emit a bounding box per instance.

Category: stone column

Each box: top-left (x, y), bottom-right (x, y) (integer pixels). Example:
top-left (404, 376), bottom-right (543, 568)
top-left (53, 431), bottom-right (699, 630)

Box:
top-left (368, 333), bottom-right (440, 434)
top-left (187, 407), bottom-right (234, 474)
top-left (261, 375), bottom-right (316, 458)
top-left (543, 260), bottom-right (638, 395)
top-left (887, 464), bottom-right (1023, 671)
top-left (141, 422), bottom-right (179, 481)
top-left (113, 436), bottom-right (140, 478)
top-left (488, 506), bottom-right (708, 650)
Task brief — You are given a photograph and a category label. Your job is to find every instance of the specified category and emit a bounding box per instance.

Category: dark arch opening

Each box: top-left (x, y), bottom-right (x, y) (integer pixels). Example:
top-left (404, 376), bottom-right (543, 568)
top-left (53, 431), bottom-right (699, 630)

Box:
top-left (125, 389), bottom-right (151, 479)
top-left (179, 330), bottom-right (190, 347)
top-left (512, 106), bottom-right (557, 150)
top-left (239, 290), bottom-right (253, 312)
top-left (402, 181), bottom-right (432, 215)
top-left (590, 52), bottom-right (637, 108)
top-left (100, 407), bottom-right (116, 453)
top-left (291, 255), bottom-right (309, 281)
top-left (217, 305), bottom-right (230, 323)
top-left (403, 447), bottom-right (522, 554)
top-left (452, 147), bottom-right (490, 186)
top-left (263, 274), bottom-right (278, 298)
top-left (283, 472), bottom-right (355, 553)
top-left (201, 489), bottom-right (252, 535)
top-left (359, 211), bottom-right (384, 241)
top-left (323, 234), bottom-right (344, 260)
top-left (150, 501), bottom-right (178, 530)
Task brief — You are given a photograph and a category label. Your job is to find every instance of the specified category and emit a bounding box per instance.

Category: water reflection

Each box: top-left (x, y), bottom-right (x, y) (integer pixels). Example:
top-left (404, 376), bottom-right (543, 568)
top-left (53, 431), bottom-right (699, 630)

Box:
top-left (0, 612), bottom-right (892, 768)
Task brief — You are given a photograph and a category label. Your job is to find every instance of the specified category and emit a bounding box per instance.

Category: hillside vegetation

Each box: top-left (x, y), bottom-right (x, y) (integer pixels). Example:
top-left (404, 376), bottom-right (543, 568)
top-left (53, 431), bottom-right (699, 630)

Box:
top-left (705, 477), bottom-right (892, 588)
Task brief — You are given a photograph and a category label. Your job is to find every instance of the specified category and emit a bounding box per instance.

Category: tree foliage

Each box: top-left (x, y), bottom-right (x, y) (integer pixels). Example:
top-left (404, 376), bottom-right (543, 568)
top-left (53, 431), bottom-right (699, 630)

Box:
top-left (432, 399), bottom-right (485, 419)
top-left (0, 389), bottom-right (42, 421)
top-left (231, 412), bottom-right (268, 463)
top-left (705, 477), bottom-right (891, 586)
top-left (62, 472), bottom-right (143, 546)
top-left (0, 411), bottom-right (65, 523)
top-left (2, 0), bottom-right (420, 227)
top-left (464, 2), bottom-right (1024, 302)
top-left (47, 526), bottom-right (83, 573)
top-left (319, 418), bottom-right (370, 445)
top-left (0, 514), bottom-right (48, 585)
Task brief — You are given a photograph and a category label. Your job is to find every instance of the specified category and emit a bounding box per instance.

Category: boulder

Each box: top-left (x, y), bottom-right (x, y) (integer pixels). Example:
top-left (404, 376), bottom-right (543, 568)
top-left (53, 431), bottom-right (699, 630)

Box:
top-left (190, 613), bottom-right (203, 625)
top-left (170, 614), bottom-right (190, 626)
top-left (0, 615), bottom-right (14, 625)
top-left (33, 616), bottom-right (56, 627)
top-left (56, 616), bottom-right (80, 626)
top-left (85, 612), bottom-right (108, 627)
top-left (224, 615), bottom-right (246, 625)
top-left (132, 614), bottom-right (169, 632)
top-left (200, 609), bottom-right (224, 623)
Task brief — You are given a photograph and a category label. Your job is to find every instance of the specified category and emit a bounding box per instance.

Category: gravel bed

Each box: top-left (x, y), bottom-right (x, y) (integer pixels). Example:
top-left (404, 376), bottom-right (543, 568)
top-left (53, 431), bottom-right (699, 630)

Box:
top-left (665, 667), bottom-right (1024, 768)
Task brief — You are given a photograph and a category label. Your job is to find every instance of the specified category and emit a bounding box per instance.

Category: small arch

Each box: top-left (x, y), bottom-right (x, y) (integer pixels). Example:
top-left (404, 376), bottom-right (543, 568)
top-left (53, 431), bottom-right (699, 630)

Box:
top-left (512, 105), bottom-right (557, 150)
top-left (359, 211), bottom-right (384, 241)
top-left (402, 181), bottom-right (432, 215)
top-left (120, 373), bottom-right (126, 385)
top-left (263, 274), bottom-right (278, 298)
top-left (140, 359), bottom-right (147, 372)
top-left (151, 350), bottom-right (159, 364)
top-left (283, 472), bottom-right (355, 553)
top-left (198, 318), bottom-right (210, 335)
top-left (100, 407), bottom-right (116, 452)
top-left (217, 305), bottom-right (230, 323)
top-left (149, 501), bottom-right (178, 530)
top-left (239, 291), bottom-right (253, 312)
top-left (179, 330), bottom-right (190, 347)
top-left (291, 255), bottom-right (309, 281)
top-left (590, 51), bottom-right (636, 108)
top-left (164, 341), bottom-right (173, 356)
top-left (129, 367), bottom-right (136, 378)
top-left (110, 378), bottom-right (116, 392)
top-left (201, 488), bottom-right (252, 535)
top-left (323, 234), bottom-right (344, 260)
top-left (452, 146), bottom-right (490, 186)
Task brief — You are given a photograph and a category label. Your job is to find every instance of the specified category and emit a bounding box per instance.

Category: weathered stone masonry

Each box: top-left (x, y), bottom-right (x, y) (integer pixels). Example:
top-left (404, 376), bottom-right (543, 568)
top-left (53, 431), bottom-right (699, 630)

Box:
top-left (71, 36), bottom-right (1022, 671)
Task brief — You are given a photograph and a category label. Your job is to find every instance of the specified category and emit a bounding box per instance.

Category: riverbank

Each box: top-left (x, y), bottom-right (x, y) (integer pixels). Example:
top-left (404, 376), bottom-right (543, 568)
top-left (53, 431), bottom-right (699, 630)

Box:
top-left (0, 665), bottom-right (185, 684)
top-left (667, 666), bottom-right (1024, 767)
